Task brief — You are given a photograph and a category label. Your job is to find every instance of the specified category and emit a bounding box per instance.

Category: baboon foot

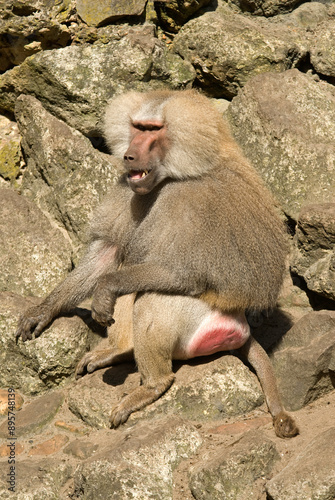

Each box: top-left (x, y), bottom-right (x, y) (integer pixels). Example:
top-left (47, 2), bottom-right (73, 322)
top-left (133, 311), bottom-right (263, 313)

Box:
top-left (75, 348), bottom-right (132, 378)
top-left (109, 376), bottom-right (174, 428)
top-left (273, 411), bottom-right (299, 438)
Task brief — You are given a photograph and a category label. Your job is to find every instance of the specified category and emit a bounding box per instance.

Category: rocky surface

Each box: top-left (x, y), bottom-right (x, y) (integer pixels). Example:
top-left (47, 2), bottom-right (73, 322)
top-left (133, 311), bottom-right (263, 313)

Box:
top-left (227, 70), bottom-right (335, 219)
top-left (0, 0), bottom-right (334, 498)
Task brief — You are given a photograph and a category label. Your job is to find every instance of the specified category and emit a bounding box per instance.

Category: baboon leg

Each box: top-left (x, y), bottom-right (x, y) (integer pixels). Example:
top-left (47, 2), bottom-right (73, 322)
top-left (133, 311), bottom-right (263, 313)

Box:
top-left (240, 335), bottom-right (299, 438)
top-left (110, 348), bottom-right (174, 428)
top-left (76, 293), bottom-right (136, 378)
top-left (75, 347), bottom-right (134, 379)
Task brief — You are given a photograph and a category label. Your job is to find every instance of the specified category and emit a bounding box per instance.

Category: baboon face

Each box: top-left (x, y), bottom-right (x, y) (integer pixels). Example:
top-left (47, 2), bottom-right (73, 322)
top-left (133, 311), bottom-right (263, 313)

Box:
top-left (123, 119), bottom-right (169, 195)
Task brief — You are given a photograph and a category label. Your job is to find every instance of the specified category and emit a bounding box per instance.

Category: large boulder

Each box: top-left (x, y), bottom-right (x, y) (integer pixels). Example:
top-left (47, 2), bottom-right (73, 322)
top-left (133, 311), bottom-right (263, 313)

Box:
top-left (173, 3), bottom-right (306, 98)
top-left (266, 428), bottom-right (335, 500)
top-left (0, 26), bottom-right (195, 135)
top-left (68, 354), bottom-right (264, 428)
top-left (15, 94), bottom-right (120, 247)
top-left (0, 188), bottom-right (72, 297)
top-left (189, 431), bottom-right (279, 500)
top-left (270, 310), bottom-right (335, 411)
top-left (291, 204), bottom-right (335, 301)
top-left (227, 69), bottom-right (335, 220)
top-left (0, 292), bottom-right (96, 394)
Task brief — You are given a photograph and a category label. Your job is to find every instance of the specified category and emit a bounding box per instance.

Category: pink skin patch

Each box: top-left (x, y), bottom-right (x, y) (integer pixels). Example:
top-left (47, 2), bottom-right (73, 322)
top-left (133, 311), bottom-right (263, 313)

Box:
top-left (186, 311), bottom-right (250, 358)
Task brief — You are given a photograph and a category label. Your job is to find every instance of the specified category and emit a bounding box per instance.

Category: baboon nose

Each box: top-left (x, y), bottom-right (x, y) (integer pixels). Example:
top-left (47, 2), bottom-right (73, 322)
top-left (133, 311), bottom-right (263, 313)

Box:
top-left (124, 154), bottom-right (135, 162)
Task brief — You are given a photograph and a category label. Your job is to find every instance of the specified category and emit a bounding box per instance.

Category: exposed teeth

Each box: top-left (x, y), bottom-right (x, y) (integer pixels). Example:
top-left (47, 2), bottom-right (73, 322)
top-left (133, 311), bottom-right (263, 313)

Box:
top-left (141, 170), bottom-right (148, 178)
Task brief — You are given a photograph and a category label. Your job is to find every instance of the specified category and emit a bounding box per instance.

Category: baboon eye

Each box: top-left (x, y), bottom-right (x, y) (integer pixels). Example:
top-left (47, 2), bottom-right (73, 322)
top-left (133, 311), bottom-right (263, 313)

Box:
top-left (132, 121), bottom-right (164, 132)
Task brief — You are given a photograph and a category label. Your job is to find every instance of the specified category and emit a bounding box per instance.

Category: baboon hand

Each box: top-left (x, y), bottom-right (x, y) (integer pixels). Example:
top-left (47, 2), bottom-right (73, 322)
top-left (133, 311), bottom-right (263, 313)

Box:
top-left (91, 281), bottom-right (116, 327)
top-left (15, 305), bottom-right (53, 342)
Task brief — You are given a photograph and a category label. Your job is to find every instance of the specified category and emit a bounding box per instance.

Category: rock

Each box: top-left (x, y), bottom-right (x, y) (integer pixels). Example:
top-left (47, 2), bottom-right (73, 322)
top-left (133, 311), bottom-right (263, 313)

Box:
top-left (0, 0), bottom-right (71, 72)
top-left (291, 204), bottom-right (335, 301)
top-left (0, 388), bottom-right (24, 415)
top-left (0, 459), bottom-right (73, 498)
top-left (73, 416), bottom-right (202, 499)
top-left (271, 310), bottom-right (335, 411)
top-left (15, 94), bottom-right (120, 247)
top-left (144, 355), bottom-right (264, 422)
top-left (286, 2), bottom-right (330, 28)
top-left (230, 0), bottom-right (302, 17)
top-left (68, 362), bottom-right (140, 428)
top-left (173, 4), bottom-right (306, 98)
top-left (189, 430), bottom-right (280, 500)
top-left (69, 354), bottom-right (264, 428)
top-left (0, 292), bottom-right (96, 394)
top-left (0, 26), bottom-right (195, 135)
top-left (0, 139), bottom-right (21, 185)
top-left (28, 434), bottom-right (69, 456)
top-left (156, 0), bottom-right (212, 32)
top-left (0, 188), bottom-right (72, 296)
top-left (266, 427), bottom-right (335, 500)
top-left (63, 439), bottom-right (98, 459)
top-left (310, 19), bottom-right (335, 80)
top-left (227, 69), bottom-right (335, 219)
top-left (0, 390), bottom-right (64, 438)
top-left (0, 441), bottom-right (24, 457)
top-left (76, 0), bottom-right (147, 26)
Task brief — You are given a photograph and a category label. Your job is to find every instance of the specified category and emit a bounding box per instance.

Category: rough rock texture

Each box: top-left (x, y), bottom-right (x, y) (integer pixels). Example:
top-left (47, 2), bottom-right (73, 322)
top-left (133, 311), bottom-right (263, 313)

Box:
top-left (266, 427), bottom-right (335, 500)
top-left (0, 116), bottom-right (21, 185)
top-left (73, 417), bottom-right (202, 499)
top-left (189, 430), bottom-right (280, 500)
top-left (76, 0), bottom-right (147, 26)
top-left (0, 292), bottom-right (98, 394)
top-left (15, 94), bottom-right (120, 247)
top-left (0, 0), bottom-right (71, 72)
top-left (68, 354), bottom-right (264, 429)
top-left (310, 19), bottom-right (335, 80)
top-left (173, 4), bottom-right (306, 98)
top-left (227, 69), bottom-right (335, 219)
top-left (0, 188), bottom-right (72, 296)
top-left (271, 310), bottom-right (335, 411)
top-left (0, 26), bottom-right (195, 134)
top-left (291, 204), bottom-right (335, 301)
top-left (0, 0), bottom-right (334, 497)
top-left (0, 391), bottom-right (64, 438)
top-left (156, 0), bottom-right (212, 32)
top-left (230, 0), bottom-right (304, 17)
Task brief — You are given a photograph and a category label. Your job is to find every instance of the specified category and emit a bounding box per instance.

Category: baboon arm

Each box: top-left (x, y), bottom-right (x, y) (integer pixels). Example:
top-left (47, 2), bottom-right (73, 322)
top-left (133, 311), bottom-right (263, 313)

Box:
top-left (100, 263), bottom-right (201, 296)
top-left (90, 262), bottom-right (202, 326)
top-left (16, 240), bottom-right (119, 342)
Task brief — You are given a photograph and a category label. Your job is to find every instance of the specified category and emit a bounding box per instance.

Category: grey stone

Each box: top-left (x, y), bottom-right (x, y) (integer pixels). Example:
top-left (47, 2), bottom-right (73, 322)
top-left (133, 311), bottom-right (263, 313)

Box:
top-left (0, 0), bottom-right (71, 72)
top-left (173, 4), bottom-right (306, 98)
top-left (15, 94), bottom-right (120, 247)
top-left (73, 416), bottom-right (202, 500)
top-left (227, 69), bottom-right (335, 219)
top-left (230, 0), bottom-right (302, 17)
top-left (76, 0), bottom-right (147, 26)
top-left (266, 427), bottom-right (335, 500)
top-left (0, 27), bottom-right (195, 135)
top-left (0, 187), bottom-right (72, 297)
top-left (310, 19), bottom-right (335, 80)
top-left (68, 354), bottom-right (264, 428)
top-left (189, 430), bottom-right (280, 500)
top-left (63, 439), bottom-right (99, 459)
top-left (145, 355), bottom-right (264, 422)
top-left (0, 458), bottom-right (72, 499)
top-left (155, 0), bottom-right (211, 32)
top-left (271, 310), bottom-right (335, 411)
top-left (291, 204), bottom-right (335, 301)
top-left (0, 292), bottom-right (96, 394)
top-left (0, 390), bottom-right (64, 438)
